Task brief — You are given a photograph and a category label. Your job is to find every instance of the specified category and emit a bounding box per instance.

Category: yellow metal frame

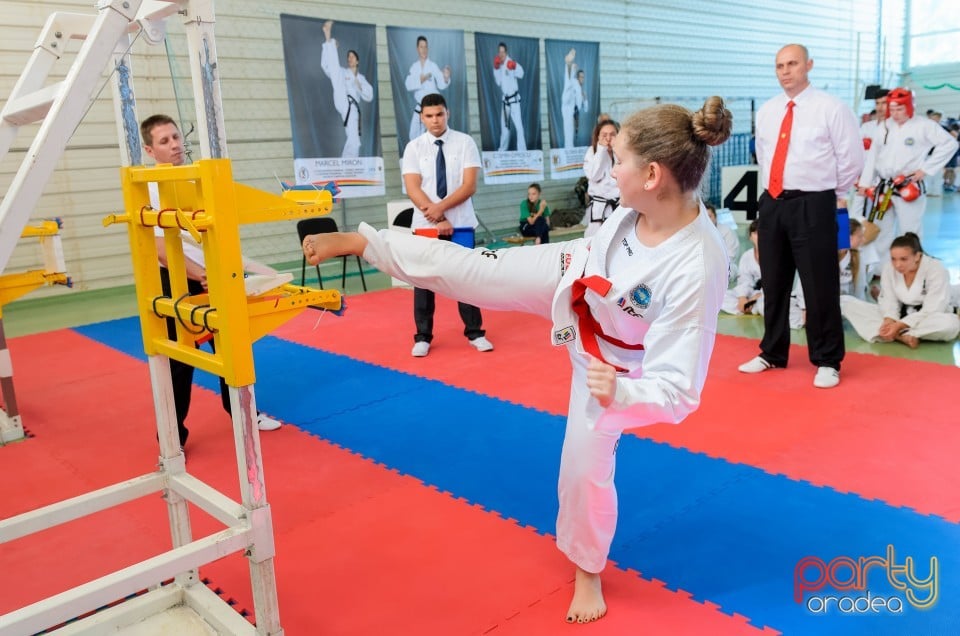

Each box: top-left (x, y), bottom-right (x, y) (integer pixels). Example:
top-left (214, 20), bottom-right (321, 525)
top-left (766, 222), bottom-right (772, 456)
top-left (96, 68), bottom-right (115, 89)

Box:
top-left (0, 271), bottom-right (69, 317)
top-left (20, 219), bottom-right (62, 238)
top-left (0, 220), bottom-right (70, 317)
top-left (104, 158), bottom-right (341, 387)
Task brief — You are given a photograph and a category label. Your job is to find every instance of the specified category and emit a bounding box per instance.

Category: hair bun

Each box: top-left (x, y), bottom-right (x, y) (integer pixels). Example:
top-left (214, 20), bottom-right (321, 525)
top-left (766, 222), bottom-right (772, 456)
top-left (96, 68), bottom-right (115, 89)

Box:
top-left (692, 96), bottom-right (733, 147)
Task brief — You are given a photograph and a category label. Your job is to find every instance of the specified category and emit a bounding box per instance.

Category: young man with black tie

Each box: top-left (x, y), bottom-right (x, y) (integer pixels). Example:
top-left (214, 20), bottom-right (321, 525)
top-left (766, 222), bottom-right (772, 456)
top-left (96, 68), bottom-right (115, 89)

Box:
top-left (400, 94), bottom-right (494, 357)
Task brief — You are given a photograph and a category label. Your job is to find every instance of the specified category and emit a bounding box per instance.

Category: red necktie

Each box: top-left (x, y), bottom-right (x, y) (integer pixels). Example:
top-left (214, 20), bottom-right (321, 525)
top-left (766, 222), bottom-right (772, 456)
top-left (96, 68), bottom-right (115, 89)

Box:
top-left (767, 100), bottom-right (795, 199)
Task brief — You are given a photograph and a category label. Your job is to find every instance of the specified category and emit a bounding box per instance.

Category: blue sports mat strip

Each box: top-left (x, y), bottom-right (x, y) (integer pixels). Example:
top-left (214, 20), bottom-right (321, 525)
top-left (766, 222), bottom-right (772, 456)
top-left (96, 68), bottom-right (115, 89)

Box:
top-left (75, 318), bottom-right (960, 634)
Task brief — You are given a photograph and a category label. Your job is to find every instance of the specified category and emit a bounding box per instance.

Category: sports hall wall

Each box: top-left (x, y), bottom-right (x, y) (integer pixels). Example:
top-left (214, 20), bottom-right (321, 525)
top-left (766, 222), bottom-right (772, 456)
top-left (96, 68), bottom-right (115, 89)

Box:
top-left (907, 64), bottom-right (960, 119)
top-left (0, 0), bottom-right (902, 297)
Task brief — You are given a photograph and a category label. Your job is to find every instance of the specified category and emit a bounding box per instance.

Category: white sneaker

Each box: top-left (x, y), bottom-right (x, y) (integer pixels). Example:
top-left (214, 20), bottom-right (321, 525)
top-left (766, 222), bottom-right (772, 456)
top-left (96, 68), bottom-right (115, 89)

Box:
top-left (738, 356), bottom-right (775, 373)
top-left (813, 367), bottom-right (840, 389)
top-left (257, 413), bottom-right (282, 431)
top-left (469, 336), bottom-right (494, 352)
top-left (412, 341), bottom-right (430, 357)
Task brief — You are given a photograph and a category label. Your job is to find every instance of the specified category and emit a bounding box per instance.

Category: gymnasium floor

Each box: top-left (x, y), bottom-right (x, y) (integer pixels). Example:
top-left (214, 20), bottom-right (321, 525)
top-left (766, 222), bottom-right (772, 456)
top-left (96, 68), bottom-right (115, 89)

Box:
top-left (1, 194), bottom-right (958, 635)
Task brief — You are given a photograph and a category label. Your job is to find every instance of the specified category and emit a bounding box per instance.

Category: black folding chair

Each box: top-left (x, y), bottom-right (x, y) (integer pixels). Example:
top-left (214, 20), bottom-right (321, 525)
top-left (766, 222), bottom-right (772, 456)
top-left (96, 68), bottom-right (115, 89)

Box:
top-left (296, 217), bottom-right (367, 291)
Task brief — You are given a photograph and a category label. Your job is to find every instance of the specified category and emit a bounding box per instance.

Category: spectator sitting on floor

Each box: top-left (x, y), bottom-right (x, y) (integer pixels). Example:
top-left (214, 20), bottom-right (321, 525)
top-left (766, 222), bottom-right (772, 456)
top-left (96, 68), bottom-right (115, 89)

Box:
top-left (722, 220), bottom-right (762, 316)
top-left (840, 232), bottom-right (960, 348)
top-left (519, 182), bottom-right (551, 244)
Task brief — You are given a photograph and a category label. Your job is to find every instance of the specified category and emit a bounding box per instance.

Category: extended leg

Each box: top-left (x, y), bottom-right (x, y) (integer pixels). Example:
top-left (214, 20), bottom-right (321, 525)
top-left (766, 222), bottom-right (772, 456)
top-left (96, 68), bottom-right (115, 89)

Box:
top-left (304, 224), bottom-right (573, 319)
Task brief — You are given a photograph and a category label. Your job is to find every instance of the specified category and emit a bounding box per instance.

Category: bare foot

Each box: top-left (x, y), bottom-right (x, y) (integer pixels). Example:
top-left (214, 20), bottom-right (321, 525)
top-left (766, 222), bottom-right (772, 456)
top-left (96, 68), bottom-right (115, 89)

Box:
top-left (566, 567), bottom-right (607, 624)
top-left (895, 332), bottom-right (920, 349)
top-left (302, 231), bottom-right (366, 265)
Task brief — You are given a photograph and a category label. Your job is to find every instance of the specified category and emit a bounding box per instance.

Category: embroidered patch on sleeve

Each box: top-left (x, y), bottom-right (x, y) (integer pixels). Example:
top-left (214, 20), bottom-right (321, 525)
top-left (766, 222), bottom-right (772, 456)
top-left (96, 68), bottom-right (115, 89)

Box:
top-left (553, 325), bottom-right (576, 345)
top-left (560, 251), bottom-right (573, 277)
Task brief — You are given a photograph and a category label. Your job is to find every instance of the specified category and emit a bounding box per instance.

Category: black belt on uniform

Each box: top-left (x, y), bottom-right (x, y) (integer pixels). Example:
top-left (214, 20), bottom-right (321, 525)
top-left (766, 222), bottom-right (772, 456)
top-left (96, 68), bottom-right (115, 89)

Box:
top-left (502, 91), bottom-right (521, 130)
top-left (344, 95), bottom-right (361, 137)
top-left (900, 304), bottom-right (922, 319)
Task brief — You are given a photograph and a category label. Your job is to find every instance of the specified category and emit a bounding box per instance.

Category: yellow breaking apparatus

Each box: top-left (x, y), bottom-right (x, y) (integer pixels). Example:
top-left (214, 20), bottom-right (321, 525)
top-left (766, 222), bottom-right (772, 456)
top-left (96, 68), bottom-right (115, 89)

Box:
top-left (104, 158), bottom-right (342, 388)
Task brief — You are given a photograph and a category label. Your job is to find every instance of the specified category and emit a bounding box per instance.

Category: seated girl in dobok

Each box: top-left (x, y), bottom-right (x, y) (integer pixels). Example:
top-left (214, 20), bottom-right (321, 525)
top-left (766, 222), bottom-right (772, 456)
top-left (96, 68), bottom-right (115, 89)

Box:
top-left (840, 232), bottom-right (959, 348)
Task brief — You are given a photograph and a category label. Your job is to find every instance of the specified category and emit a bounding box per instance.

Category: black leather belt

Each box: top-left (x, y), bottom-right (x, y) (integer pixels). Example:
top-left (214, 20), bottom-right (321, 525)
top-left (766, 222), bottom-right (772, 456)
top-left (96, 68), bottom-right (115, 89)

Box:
top-left (766, 189), bottom-right (834, 201)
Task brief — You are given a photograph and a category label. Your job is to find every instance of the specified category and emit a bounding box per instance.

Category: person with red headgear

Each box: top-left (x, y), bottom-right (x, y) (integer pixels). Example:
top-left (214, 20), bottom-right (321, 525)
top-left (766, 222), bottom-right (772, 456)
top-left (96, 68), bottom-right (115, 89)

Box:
top-left (857, 87), bottom-right (957, 259)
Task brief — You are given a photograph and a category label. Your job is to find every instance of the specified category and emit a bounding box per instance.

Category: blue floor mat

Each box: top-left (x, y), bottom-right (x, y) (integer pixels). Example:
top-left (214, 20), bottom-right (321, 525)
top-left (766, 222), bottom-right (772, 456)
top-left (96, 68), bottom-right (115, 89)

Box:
top-left (75, 318), bottom-right (960, 634)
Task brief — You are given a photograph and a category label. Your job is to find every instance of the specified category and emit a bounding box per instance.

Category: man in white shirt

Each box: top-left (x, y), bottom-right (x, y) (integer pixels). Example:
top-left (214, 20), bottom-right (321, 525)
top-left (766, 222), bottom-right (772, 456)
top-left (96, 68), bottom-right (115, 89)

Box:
top-left (493, 42), bottom-right (526, 152)
top-left (738, 44), bottom-right (863, 389)
top-left (141, 115), bottom-right (282, 447)
top-left (857, 88), bottom-right (958, 258)
top-left (404, 35), bottom-right (452, 142)
top-left (400, 94), bottom-right (494, 357)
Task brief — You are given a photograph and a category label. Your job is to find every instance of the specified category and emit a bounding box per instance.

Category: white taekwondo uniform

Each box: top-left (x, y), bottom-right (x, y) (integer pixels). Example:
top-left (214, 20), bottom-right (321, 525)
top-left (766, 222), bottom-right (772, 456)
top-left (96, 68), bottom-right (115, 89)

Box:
top-left (561, 64), bottom-right (588, 149)
top-left (321, 40), bottom-right (374, 158)
top-left (716, 222), bottom-right (739, 283)
top-left (840, 254), bottom-right (959, 343)
top-left (355, 203), bottom-right (727, 573)
top-left (722, 249), bottom-right (762, 315)
top-left (581, 145), bottom-right (619, 239)
top-left (405, 57), bottom-right (450, 141)
top-left (493, 55), bottom-right (526, 151)
top-left (859, 116), bottom-right (957, 256)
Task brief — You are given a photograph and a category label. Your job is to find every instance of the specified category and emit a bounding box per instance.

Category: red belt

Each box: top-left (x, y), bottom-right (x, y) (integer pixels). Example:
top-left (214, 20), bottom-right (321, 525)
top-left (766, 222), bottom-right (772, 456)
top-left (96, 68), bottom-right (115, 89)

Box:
top-left (570, 275), bottom-right (644, 372)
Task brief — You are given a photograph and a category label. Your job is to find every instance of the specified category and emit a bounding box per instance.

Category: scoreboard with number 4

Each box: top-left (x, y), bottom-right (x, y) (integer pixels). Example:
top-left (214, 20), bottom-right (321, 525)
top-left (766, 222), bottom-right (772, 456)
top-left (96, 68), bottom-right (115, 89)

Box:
top-left (721, 165), bottom-right (759, 223)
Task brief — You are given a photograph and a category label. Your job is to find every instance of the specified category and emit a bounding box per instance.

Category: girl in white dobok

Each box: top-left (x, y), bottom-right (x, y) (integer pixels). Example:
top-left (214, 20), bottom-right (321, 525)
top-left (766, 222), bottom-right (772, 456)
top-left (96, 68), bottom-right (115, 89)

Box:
top-left (840, 232), bottom-right (959, 348)
top-left (302, 98), bottom-right (732, 625)
top-left (581, 119), bottom-right (621, 238)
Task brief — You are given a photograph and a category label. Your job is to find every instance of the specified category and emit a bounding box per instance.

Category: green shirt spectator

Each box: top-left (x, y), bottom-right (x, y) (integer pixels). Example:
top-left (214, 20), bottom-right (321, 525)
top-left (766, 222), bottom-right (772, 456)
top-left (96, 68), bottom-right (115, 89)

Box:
top-left (519, 183), bottom-right (551, 244)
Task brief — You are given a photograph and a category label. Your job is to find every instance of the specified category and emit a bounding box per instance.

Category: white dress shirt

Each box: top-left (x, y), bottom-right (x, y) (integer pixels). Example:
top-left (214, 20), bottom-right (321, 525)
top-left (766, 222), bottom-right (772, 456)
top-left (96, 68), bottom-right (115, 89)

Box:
top-left (401, 128), bottom-right (481, 230)
top-left (755, 85), bottom-right (863, 197)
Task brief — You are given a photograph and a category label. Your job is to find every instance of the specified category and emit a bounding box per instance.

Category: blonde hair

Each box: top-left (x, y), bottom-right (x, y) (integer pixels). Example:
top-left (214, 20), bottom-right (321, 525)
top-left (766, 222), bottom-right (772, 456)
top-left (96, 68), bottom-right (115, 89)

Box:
top-left (619, 96), bottom-right (732, 193)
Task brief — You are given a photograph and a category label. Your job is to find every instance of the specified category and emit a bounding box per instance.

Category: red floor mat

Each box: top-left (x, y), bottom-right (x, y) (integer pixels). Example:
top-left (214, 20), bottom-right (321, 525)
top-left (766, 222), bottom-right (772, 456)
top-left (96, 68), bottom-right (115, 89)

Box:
top-left (1, 328), bottom-right (772, 634)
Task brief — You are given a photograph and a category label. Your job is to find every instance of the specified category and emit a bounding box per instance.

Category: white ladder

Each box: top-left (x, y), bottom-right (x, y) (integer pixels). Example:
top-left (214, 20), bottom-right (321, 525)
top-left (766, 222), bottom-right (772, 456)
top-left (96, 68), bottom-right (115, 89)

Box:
top-left (0, 1), bottom-right (283, 634)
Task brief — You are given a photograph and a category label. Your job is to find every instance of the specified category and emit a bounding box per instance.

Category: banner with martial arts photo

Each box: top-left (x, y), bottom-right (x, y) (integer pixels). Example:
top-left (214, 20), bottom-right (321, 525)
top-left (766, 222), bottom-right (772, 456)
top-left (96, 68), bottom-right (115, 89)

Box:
top-left (386, 26), bottom-right (469, 158)
top-left (545, 39), bottom-right (600, 180)
top-left (280, 15), bottom-right (384, 197)
top-left (474, 32), bottom-right (542, 185)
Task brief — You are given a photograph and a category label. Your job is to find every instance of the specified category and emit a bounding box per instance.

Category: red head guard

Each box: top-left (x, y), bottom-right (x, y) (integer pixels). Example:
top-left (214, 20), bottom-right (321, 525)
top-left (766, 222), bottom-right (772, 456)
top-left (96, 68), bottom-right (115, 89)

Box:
top-left (886, 88), bottom-right (914, 119)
